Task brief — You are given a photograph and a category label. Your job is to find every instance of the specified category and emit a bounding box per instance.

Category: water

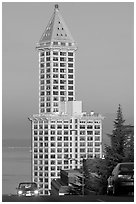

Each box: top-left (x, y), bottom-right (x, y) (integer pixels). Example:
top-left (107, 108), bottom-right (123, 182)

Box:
top-left (2, 146), bottom-right (31, 195)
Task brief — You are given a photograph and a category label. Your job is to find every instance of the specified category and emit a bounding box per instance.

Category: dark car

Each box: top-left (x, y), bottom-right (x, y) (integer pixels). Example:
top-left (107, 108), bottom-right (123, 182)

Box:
top-left (16, 182), bottom-right (39, 196)
top-left (107, 162), bottom-right (134, 195)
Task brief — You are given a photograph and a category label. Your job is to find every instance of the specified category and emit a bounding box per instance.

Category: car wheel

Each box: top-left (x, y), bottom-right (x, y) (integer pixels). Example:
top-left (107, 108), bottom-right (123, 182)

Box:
top-left (112, 184), bottom-right (118, 196)
top-left (107, 187), bottom-right (112, 195)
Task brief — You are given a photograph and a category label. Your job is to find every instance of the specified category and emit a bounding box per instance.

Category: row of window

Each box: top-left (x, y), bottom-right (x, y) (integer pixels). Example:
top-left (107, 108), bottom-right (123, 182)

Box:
top-left (34, 124), bottom-right (100, 130)
top-left (40, 63), bottom-right (73, 68)
top-left (41, 57), bottom-right (74, 62)
top-left (40, 51), bottom-right (74, 57)
top-left (33, 119), bottom-right (100, 124)
top-left (40, 69), bottom-right (73, 74)
top-left (33, 130), bottom-right (100, 136)
top-left (40, 85), bottom-right (73, 91)
top-left (33, 142), bottom-right (101, 149)
top-left (40, 80), bottom-right (74, 85)
top-left (40, 91), bottom-right (73, 96)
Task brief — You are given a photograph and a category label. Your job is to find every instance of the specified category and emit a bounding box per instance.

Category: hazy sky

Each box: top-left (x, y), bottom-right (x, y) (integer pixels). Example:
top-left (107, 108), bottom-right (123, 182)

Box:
top-left (3, 2), bottom-right (134, 141)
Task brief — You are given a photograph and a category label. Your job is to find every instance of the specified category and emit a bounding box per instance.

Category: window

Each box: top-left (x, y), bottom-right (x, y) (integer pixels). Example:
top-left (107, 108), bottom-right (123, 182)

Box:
top-left (95, 136), bottom-right (100, 141)
top-left (46, 74), bottom-right (50, 79)
top-left (53, 91), bottom-right (58, 95)
top-left (53, 57), bottom-right (58, 61)
top-left (46, 80), bottom-right (50, 84)
top-left (87, 131), bottom-right (93, 135)
top-left (60, 69), bottom-right (65, 73)
top-left (57, 131), bottom-right (62, 135)
top-left (87, 136), bottom-right (93, 141)
top-left (53, 97), bottom-right (58, 101)
top-left (53, 42), bottom-right (58, 45)
top-left (64, 142), bottom-right (68, 147)
top-left (61, 42), bottom-right (65, 46)
top-left (68, 97), bottom-right (73, 101)
top-left (80, 142), bottom-right (85, 147)
top-left (60, 86), bottom-right (65, 90)
top-left (46, 63), bottom-right (50, 67)
top-left (68, 75), bottom-right (73, 79)
top-left (88, 142), bottom-right (93, 146)
top-left (53, 79), bottom-right (58, 84)
top-left (34, 131), bottom-right (38, 136)
top-left (68, 52), bottom-right (73, 56)
top-left (51, 131), bottom-right (55, 135)
top-left (53, 62), bottom-right (58, 67)
top-left (60, 57), bottom-right (66, 61)
top-left (57, 148), bottom-right (62, 153)
top-left (57, 136), bottom-right (62, 141)
top-left (80, 148), bottom-right (85, 153)
top-left (57, 154), bottom-right (62, 159)
top-left (60, 74), bottom-right (65, 78)
top-left (51, 154), bottom-right (55, 158)
top-left (68, 58), bottom-right (73, 62)
top-left (95, 142), bottom-right (100, 146)
top-left (57, 125), bottom-right (62, 129)
top-left (87, 125), bottom-right (93, 129)
top-left (95, 125), bottom-right (100, 129)
top-left (64, 136), bottom-right (68, 141)
top-left (46, 51), bottom-right (50, 56)
top-left (40, 63), bottom-right (44, 68)
top-left (60, 80), bottom-right (66, 84)
top-left (68, 86), bottom-right (73, 90)
top-left (95, 148), bottom-right (100, 152)
top-left (40, 52), bottom-right (44, 57)
top-left (53, 74), bottom-right (58, 78)
top-left (41, 58), bottom-right (44, 63)
top-left (60, 91), bottom-right (65, 95)
top-left (40, 75), bottom-right (44, 79)
top-left (60, 63), bottom-right (66, 67)
top-left (53, 51), bottom-right (58, 55)
top-left (80, 131), bottom-right (85, 135)
top-left (95, 131), bottom-right (100, 135)
top-left (68, 63), bottom-right (73, 67)
top-left (80, 136), bottom-right (85, 141)
top-left (87, 148), bottom-right (93, 152)
top-left (68, 80), bottom-right (73, 84)
top-left (53, 69), bottom-right (58, 73)
top-left (80, 125), bottom-right (85, 129)
top-left (60, 52), bottom-right (66, 56)
top-left (46, 57), bottom-right (50, 61)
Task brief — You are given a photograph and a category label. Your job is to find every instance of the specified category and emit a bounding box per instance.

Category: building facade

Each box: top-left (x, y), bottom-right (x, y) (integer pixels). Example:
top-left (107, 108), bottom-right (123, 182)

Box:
top-left (29, 4), bottom-right (104, 195)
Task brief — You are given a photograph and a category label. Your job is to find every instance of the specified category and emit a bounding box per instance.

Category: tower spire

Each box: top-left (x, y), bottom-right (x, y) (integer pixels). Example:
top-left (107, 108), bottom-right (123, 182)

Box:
top-left (54, 4), bottom-right (59, 10)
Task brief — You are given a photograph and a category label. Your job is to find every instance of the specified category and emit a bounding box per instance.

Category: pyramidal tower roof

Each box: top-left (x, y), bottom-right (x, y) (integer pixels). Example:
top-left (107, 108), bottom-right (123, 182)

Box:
top-left (37, 4), bottom-right (77, 49)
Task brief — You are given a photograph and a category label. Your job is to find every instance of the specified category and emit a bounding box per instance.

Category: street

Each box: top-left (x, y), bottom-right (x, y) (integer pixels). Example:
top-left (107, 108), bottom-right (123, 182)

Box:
top-left (2, 194), bottom-right (134, 202)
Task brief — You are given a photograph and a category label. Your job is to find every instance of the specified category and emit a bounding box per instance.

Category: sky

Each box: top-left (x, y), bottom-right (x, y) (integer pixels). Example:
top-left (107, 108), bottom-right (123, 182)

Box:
top-left (2, 2), bottom-right (134, 143)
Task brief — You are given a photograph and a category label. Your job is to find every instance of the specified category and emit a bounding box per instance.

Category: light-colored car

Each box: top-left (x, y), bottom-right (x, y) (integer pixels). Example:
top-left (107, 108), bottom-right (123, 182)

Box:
top-left (107, 162), bottom-right (134, 195)
top-left (16, 182), bottom-right (39, 197)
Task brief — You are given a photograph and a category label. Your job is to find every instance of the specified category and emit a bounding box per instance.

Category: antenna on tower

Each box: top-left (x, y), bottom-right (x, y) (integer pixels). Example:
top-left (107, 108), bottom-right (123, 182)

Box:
top-left (55, 4), bottom-right (59, 10)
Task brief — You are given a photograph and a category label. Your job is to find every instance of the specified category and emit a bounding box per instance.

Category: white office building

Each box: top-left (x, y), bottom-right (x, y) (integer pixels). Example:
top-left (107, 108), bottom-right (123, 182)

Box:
top-left (29, 4), bottom-right (104, 195)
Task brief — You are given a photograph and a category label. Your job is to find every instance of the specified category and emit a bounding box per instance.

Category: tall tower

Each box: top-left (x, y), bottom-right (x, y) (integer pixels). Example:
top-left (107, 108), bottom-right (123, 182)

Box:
top-left (29, 4), bottom-right (104, 196)
top-left (36, 4), bottom-right (77, 114)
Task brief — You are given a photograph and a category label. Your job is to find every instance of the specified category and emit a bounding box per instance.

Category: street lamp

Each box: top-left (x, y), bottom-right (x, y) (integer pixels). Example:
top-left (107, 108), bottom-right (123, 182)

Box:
top-left (68, 157), bottom-right (85, 196)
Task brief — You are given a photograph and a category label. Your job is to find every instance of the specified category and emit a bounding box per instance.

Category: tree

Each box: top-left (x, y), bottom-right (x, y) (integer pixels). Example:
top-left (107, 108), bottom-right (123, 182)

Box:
top-left (123, 125), bottom-right (134, 162)
top-left (105, 104), bottom-right (126, 172)
top-left (83, 158), bottom-right (108, 194)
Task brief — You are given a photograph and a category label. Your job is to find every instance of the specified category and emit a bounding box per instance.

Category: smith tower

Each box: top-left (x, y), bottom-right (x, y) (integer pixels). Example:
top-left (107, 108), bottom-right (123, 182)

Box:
top-left (29, 4), bottom-right (104, 195)
top-left (36, 4), bottom-right (77, 114)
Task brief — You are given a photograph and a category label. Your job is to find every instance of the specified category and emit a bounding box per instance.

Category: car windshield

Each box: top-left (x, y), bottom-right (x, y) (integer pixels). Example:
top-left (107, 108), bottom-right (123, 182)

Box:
top-left (119, 163), bottom-right (134, 172)
top-left (19, 183), bottom-right (37, 189)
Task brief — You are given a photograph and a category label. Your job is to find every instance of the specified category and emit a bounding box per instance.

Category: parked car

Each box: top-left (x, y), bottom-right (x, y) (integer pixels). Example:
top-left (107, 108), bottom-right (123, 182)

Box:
top-left (107, 162), bottom-right (134, 195)
top-left (16, 182), bottom-right (39, 196)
